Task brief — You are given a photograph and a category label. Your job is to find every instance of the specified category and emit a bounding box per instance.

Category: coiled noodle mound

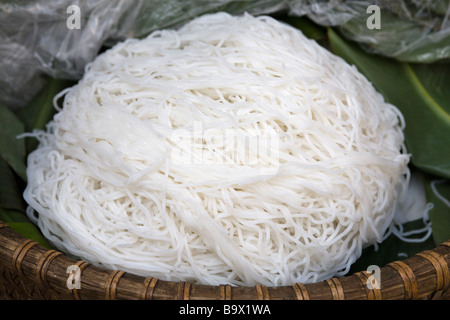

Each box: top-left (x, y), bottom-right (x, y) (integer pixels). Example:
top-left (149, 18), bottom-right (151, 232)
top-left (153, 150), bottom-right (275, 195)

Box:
top-left (24, 13), bottom-right (410, 286)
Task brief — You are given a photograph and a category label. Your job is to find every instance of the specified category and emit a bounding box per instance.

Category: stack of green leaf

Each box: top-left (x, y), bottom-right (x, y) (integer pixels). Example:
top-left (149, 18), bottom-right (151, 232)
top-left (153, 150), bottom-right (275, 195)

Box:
top-left (1, 1), bottom-right (449, 276)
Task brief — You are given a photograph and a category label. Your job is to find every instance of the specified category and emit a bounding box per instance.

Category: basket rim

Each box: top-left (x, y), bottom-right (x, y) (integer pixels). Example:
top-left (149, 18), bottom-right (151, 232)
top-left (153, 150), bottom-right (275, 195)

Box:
top-left (1, 219), bottom-right (449, 300)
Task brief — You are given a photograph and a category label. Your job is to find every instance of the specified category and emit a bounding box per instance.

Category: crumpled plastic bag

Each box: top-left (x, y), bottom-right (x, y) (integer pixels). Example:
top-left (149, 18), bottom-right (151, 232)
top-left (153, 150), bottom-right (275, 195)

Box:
top-left (1, 0), bottom-right (449, 109)
top-left (0, 0), bottom-right (287, 108)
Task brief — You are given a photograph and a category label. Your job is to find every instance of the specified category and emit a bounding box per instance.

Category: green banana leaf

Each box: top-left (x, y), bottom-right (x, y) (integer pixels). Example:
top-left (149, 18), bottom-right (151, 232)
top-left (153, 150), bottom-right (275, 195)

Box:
top-left (412, 63), bottom-right (450, 116)
top-left (0, 157), bottom-right (26, 213)
top-left (0, 102), bottom-right (27, 182)
top-left (16, 77), bottom-right (75, 154)
top-left (424, 177), bottom-right (450, 245)
top-left (327, 27), bottom-right (450, 180)
top-left (0, 77), bottom-right (73, 249)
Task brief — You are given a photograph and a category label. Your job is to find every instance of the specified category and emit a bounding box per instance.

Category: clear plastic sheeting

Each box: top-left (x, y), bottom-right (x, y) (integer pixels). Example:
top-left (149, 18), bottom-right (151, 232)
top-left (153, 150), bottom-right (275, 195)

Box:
top-left (299, 0), bottom-right (450, 63)
top-left (0, 0), bottom-right (287, 108)
top-left (1, 0), bottom-right (449, 109)
top-left (0, 0), bottom-right (133, 108)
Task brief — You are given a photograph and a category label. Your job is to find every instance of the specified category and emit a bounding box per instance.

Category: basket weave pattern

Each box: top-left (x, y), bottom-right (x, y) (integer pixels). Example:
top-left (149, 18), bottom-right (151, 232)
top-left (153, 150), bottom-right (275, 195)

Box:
top-left (1, 220), bottom-right (449, 300)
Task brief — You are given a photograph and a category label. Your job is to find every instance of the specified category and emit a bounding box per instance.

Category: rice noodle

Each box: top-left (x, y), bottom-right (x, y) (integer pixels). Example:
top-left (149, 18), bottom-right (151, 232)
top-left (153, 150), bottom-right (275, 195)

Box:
top-left (23, 12), bottom-right (410, 286)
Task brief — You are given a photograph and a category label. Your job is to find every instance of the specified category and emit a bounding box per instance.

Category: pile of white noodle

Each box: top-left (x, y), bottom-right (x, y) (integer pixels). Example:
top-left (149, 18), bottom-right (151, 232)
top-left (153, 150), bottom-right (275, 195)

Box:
top-left (24, 12), bottom-right (410, 286)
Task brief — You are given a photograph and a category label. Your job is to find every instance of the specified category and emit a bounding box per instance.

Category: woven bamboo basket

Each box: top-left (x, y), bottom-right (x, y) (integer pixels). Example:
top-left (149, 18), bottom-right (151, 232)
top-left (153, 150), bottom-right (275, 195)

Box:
top-left (1, 219), bottom-right (449, 300)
